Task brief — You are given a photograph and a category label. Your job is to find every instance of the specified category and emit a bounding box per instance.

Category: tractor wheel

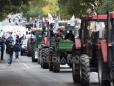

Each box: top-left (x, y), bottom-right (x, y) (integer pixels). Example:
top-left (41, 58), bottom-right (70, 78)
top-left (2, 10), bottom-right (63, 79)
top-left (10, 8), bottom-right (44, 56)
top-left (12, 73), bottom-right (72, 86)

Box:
top-left (41, 63), bottom-right (43, 68)
top-left (49, 62), bottom-right (53, 71)
top-left (37, 49), bottom-right (40, 64)
top-left (48, 48), bottom-right (54, 71)
top-left (72, 55), bottom-right (80, 83)
top-left (53, 62), bottom-right (60, 72)
top-left (37, 57), bottom-right (40, 64)
top-left (40, 48), bottom-right (45, 68)
top-left (41, 48), bottom-right (49, 69)
top-left (80, 54), bottom-right (90, 86)
top-left (48, 54), bottom-right (53, 71)
top-left (52, 55), bottom-right (60, 72)
top-left (42, 61), bottom-right (49, 69)
top-left (98, 50), bottom-right (111, 86)
top-left (31, 48), bottom-right (37, 62)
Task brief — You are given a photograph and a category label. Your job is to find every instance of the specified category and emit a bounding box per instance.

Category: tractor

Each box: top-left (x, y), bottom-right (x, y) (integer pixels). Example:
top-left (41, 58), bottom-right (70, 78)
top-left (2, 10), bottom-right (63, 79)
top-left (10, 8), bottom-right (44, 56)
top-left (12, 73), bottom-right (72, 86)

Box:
top-left (27, 29), bottom-right (43, 62)
top-left (72, 15), bottom-right (111, 86)
top-left (33, 29), bottom-right (43, 64)
top-left (48, 19), bottom-right (81, 72)
top-left (39, 30), bottom-right (50, 69)
top-left (103, 12), bottom-right (114, 86)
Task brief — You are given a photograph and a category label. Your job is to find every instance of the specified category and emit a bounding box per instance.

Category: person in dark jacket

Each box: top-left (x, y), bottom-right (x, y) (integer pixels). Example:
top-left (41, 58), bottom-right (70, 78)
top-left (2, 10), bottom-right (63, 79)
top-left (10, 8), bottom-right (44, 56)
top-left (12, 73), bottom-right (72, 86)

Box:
top-left (65, 30), bottom-right (75, 42)
top-left (0, 36), bottom-right (5, 60)
top-left (14, 40), bottom-right (20, 59)
top-left (6, 41), bottom-right (14, 64)
top-left (6, 33), bottom-right (14, 64)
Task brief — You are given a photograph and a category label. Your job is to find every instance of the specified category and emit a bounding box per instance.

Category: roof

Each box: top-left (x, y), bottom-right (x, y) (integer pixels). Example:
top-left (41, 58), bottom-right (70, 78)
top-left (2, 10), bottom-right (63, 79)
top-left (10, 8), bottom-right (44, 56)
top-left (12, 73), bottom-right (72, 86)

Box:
top-left (82, 15), bottom-right (107, 21)
top-left (91, 15), bottom-right (107, 20)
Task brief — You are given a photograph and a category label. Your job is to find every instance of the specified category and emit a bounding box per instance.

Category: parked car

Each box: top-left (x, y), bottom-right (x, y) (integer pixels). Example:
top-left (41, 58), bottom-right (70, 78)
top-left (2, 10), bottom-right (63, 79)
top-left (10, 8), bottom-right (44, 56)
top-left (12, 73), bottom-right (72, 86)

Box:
top-left (21, 39), bottom-right (28, 56)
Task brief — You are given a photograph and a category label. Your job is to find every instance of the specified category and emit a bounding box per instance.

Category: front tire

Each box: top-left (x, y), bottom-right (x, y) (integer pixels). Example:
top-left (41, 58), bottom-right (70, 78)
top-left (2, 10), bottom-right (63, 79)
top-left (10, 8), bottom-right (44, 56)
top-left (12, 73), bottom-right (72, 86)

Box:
top-left (53, 62), bottom-right (60, 72)
top-left (72, 55), bottom-right (80, 83)
top-left (98, 50), bottom-right (111, 86)
top-left (80, 54), bottom-right (90, 86)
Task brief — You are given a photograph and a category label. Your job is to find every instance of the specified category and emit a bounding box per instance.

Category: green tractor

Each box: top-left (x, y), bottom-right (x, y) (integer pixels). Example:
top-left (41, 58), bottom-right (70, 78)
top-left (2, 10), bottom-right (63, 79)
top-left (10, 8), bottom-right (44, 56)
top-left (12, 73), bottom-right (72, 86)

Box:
top-left (27, 29), bottom-right (43, 62)
top-left (34, 30), bottom-right (43, 64)
top-left (27, 33), bottom-right (37, 62)
top-left (48, 25), bottom-right (76, 72)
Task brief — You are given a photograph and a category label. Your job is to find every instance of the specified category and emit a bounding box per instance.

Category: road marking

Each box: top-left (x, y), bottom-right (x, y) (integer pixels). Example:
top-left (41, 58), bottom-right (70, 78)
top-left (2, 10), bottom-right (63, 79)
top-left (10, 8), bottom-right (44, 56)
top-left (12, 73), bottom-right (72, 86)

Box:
top-left (22, 63), bottom-right (30, 69)
top-left (17, 59), bottom-right (30, 69)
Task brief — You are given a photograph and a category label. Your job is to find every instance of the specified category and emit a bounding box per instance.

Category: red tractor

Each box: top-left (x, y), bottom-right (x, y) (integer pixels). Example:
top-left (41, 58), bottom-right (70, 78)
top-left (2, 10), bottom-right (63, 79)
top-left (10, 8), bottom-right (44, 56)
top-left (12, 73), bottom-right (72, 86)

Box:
top-left (39, 30), bottom-right (50, 69)
top-left (104, 12), bottom-right (114, 86)
top-left (72, 15), bottom-right (112, 86)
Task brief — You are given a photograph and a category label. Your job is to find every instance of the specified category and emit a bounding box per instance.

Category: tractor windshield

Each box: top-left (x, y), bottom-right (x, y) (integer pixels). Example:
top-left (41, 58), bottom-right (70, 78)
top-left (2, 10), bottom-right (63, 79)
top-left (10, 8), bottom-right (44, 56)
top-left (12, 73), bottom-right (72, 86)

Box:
top-left (87, 21), bottom-right (106, 39)
top-left (87, 21), bottom-right (105, 31)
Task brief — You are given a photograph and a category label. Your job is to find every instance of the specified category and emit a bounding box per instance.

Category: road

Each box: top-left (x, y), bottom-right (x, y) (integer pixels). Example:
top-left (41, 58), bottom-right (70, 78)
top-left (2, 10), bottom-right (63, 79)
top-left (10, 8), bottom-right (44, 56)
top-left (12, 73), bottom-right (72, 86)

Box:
top-left (0, 54), bottom-right (98, 86)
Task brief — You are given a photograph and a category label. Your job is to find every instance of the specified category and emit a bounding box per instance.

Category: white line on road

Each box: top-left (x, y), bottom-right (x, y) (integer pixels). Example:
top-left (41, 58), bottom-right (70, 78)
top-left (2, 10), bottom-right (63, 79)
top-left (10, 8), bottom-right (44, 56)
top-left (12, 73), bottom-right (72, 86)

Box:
top-left (17, 59), bottom-right (30, 69)
top-left (22, 63), bottom-right (30, 69)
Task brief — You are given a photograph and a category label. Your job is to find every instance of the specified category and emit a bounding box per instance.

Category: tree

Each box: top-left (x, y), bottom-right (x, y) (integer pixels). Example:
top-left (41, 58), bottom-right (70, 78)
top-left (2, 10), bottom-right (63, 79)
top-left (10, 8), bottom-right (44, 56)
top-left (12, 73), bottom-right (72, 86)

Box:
top-left (22, 0), bottom-right (59, 18)
top-left (0, 0), bottom-right (30, 20)
top-left (98, 0), bottom-right (114, 14)
top-left (58, 0), bottom-right (103, 18)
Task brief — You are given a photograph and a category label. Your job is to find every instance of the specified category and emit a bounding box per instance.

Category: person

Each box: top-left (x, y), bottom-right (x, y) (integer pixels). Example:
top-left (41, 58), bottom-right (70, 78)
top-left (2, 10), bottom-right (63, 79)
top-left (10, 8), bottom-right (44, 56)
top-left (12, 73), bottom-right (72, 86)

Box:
top-left (55, 28), bottom-right (64, 41)
top-left (13, 40), bottom-right (20, 59)
top-left (65, 30), bottom-right (75, 42)
top-left (0, 35), bottom-right (5, 60)
top-left (6, 41), bottom-right (14, 64)
top-left (7, 32), bottom-right (14, 43)
top-left (16, 35), bottom-right (19, 42)
top-left (6, 33), bottom-right (14, 64)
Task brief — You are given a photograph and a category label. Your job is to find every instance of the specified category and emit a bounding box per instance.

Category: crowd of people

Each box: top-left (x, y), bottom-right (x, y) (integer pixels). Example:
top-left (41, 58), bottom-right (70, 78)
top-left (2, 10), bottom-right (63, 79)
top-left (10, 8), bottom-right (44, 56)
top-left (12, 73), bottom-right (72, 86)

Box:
top-left (0, 32), bottom-right (21, 65)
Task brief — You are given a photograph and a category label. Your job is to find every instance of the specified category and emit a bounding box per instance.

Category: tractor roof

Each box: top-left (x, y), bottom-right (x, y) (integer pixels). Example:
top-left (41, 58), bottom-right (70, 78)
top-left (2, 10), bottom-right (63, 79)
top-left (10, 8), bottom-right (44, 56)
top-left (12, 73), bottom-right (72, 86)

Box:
top-left (82, 15), bottom-right (107, 21)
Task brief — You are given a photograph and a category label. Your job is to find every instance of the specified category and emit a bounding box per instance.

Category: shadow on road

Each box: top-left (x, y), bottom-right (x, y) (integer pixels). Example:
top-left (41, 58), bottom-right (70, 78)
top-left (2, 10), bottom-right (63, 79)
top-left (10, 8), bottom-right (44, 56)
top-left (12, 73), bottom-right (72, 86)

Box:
top-left (66, 82), bottom-right (98, 86)
top-left (59, 70), bottom-right (72, 73)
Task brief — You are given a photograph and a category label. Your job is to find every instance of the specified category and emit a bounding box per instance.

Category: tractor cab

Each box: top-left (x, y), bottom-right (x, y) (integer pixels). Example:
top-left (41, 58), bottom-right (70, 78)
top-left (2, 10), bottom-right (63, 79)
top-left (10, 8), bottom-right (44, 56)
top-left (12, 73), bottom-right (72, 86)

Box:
top-left (81, 15), bottom-right (107, 58)
top-left (72, 15), bottom-right (111, 86)
top-left (81, 15), bottom-right (107, 41)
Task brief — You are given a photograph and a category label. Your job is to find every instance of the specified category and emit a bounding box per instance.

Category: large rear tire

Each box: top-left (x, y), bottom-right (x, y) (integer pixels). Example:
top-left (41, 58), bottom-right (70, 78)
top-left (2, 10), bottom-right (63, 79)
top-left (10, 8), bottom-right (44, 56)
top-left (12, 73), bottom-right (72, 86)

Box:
top-left (72, 55), bottom-right (80, 83)
top-left (41, 48), bottom-right (49, 69)
top-left (52, 56), bottom-right (60, 73)
top-left (31, 48), bottom-right (37, 62)
top-left (53, 62), bottom-right (60, 72)
top-left (48, 48), bottom-right (54, 71)
top-left (49, 62), bottom-right (53, 71)
top-left (98, 50), bottom-right (111, 86)
top-left (80, 54), bottom-right (90, 86)
top-left (42, 62), bottom-right (49, 69)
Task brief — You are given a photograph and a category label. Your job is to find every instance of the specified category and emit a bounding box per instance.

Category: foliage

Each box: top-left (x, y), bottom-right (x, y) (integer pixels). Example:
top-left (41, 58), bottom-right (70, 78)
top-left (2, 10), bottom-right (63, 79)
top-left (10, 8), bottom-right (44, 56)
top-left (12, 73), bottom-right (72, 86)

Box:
top-left (58, 0), bottom-right (103, 18)
top-left (0, 0), bottom-right (30, 20)
top-left (22, 0), bottom-right (59, 18)
top-left (98, 0), bottom-right (114, 14)
top-left (0, 0), bottom-right (114, 20)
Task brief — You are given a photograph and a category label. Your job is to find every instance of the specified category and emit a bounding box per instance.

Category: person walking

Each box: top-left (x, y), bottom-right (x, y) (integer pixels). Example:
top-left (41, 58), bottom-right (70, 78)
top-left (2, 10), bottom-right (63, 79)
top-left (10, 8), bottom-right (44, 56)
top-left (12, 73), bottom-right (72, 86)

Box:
top-left (14, 39), bottom-right (20, 59)
top-left (6, 41), bottom-right (14, 64)
top-left (6, 32), bottom-right (14, 65)
top-left (0, 35), bottom-right (5, 61)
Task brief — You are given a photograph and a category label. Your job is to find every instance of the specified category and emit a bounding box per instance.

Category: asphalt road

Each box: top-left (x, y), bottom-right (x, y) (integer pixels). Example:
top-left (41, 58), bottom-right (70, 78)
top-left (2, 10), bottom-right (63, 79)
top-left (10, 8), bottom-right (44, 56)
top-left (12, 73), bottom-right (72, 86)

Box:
top-left (0, 53), bottom-right (99, 86)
